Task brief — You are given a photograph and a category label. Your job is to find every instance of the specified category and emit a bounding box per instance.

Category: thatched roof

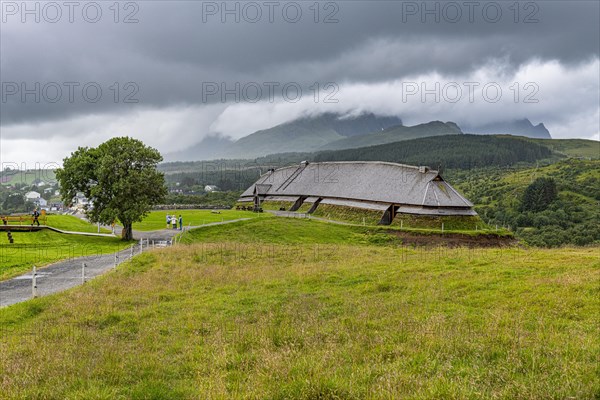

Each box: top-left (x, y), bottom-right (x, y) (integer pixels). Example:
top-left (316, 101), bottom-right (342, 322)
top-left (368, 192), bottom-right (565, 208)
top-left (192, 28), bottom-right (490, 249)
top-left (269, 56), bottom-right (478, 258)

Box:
top-left (240, 161), bottom-right (473, 209)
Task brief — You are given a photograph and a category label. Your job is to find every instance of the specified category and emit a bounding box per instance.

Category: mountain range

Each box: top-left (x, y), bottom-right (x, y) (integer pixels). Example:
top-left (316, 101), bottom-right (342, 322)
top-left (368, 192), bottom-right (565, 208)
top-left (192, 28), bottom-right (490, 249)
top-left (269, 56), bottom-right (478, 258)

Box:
top-left (165, 113), bottom-right (552, 161)
top-left (464, 119), bottom-right (551, 139)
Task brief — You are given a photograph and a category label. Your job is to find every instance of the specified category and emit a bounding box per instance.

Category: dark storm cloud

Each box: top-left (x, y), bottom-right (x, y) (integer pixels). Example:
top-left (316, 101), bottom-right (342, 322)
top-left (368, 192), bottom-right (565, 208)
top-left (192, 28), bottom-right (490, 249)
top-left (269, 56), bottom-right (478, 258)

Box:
top-left (1, 0), bottom-right (598, 130)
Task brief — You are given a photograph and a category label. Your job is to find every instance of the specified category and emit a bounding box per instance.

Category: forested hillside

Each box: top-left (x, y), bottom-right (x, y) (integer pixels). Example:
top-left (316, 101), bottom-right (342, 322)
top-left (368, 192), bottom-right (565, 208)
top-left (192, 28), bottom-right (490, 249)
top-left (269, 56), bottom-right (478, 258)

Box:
top-left (449, 159), bottom-right (600, 246)
top-left (313, 135), bottom-right (556, 169)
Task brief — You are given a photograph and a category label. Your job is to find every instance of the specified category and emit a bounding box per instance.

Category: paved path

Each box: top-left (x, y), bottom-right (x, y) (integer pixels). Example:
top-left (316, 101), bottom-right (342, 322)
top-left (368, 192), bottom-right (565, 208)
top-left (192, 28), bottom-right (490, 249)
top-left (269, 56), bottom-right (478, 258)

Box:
top-left (0, 218), bottom-right (253, 308)
top-left (0, 245), bottom-right (138, 308)
top-left (110, 218), bottom-right (255, 242)
top-left (0, 225), bottom-right (116, 237)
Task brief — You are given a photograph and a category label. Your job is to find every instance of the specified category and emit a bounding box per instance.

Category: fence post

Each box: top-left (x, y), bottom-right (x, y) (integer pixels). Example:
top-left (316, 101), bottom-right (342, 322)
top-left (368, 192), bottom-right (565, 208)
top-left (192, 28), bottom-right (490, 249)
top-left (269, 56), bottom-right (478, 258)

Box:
top-left (114, 253), bottom-right (118, 268)
top-left (32, 266), bottom-right (38, 298)
top-left (400, 220), bottom-right (403, 229)
top-left (82, 262), bottom-right (86, 284)
top-left (442, 223), bottom-right (444, 234)
top-left (140, 238), bottom-right (143, 254)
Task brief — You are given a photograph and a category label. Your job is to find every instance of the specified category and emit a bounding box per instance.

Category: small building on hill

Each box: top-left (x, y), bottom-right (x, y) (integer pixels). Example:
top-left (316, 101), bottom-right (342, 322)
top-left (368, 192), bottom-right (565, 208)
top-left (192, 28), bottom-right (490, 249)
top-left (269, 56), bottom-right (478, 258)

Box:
top-left (238, 161), bottom-right (477, 225)
top-left (25, 191), bottom-right (41, 201)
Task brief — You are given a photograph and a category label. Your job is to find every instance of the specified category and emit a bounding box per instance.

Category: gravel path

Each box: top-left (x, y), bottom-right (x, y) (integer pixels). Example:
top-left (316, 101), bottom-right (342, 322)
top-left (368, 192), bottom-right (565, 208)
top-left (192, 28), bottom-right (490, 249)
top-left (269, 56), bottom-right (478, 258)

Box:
top-left (0, 218), bottom-right (252, 308)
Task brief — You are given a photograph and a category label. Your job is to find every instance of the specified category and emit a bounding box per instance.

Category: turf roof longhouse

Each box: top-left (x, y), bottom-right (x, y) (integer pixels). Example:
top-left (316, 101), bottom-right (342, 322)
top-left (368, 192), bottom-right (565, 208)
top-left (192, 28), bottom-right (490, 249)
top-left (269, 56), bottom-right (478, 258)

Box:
top-left (239, 161), bottom-right (477, 220)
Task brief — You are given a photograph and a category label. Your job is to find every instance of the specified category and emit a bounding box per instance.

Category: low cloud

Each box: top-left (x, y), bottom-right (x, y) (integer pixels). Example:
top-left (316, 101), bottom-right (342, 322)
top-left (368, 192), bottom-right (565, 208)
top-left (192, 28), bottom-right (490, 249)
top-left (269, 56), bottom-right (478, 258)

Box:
top-left (2, 58), bottom-right (597, 165)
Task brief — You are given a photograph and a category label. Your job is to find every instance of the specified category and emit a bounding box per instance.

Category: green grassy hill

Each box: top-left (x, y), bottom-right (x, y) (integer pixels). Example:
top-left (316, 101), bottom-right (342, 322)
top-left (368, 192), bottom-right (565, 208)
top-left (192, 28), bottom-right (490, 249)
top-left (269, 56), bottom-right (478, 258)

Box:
top-left (0, 169), bottom-right (56, 186)
top-left (527, 137), bottom-right (600, 159)
top-left (45, 215), bottom-right (111, 233)
top-left (319, 121), bottom-right (462, 151)
top-left (0, 217), bottom-right (597, 398)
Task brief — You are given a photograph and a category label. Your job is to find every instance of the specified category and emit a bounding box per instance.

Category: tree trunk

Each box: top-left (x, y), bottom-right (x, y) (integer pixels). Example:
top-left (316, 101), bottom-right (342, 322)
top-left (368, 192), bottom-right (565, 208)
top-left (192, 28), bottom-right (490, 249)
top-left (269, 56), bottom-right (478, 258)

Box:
top-left (122, 223), bottom-right (133, 241)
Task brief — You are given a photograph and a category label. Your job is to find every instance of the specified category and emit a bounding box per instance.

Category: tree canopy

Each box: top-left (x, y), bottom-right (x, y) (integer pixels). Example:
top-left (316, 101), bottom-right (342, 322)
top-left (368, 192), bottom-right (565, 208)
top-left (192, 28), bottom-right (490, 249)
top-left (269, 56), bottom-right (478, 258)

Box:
top-left (56, 137), bottom-right (167, 240)
top-left (520, 177), bottom-right (558, 212)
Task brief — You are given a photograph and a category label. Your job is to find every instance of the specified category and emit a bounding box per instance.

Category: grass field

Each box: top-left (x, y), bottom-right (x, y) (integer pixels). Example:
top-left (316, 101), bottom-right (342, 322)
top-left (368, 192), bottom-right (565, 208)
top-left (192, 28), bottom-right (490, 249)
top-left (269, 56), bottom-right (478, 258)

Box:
top-left (1, 214), bottom-right (111, 234)
top-left (0, 217), bottom-right (597, 399)
top-left (0, 230), bottom-right (132, 280)
top-left (180, 216), bottom-right (511, 246)
top-left (529, 138), bottom-right (600, 159)
top-left (45, 215), bottom-right (112, 233)
top-left (132, 209), bottom-right (257, 231)
top-left (0, 169), bottom-right (56, 186)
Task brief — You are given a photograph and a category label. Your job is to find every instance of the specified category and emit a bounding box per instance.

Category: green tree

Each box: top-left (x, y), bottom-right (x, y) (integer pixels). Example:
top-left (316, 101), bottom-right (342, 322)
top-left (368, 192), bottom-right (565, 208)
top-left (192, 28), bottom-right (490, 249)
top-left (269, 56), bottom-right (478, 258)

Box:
top-left (520, 177), bottom-right (558, 213)
top-left (56, 137), bottom-right (167, 240)
top-left (2, 193), bottom-right (27, 213)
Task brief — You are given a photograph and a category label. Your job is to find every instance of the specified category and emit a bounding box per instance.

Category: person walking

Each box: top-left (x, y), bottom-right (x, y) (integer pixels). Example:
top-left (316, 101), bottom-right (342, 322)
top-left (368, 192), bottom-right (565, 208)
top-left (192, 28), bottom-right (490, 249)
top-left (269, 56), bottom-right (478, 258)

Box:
top-left (32, 208), bottom-right (40, 227)
top-left (172, 214), bottom-right (177, 230)
top-left (178, 215), bottom-right (183, 231)
top-left (166, 214), bottom-right (171, 229)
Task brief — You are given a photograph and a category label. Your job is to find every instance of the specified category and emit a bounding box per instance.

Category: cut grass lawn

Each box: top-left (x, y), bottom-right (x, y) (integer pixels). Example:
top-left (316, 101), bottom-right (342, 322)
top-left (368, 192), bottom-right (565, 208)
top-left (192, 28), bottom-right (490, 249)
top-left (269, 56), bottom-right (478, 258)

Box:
top-left (132, 209), bottom-right (258, 231)
top-left (0, 218), bottom-right (597, 398)
top-left (0, 230), bottom-right (132, 280)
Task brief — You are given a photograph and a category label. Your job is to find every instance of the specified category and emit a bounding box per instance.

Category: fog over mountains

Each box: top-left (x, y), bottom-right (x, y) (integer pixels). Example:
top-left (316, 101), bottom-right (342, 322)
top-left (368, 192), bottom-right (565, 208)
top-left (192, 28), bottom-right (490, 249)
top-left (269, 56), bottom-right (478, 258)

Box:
top-left (464, 119), bottom-right (551, 139)
top-left (166, 113), bottom-right (552, 161)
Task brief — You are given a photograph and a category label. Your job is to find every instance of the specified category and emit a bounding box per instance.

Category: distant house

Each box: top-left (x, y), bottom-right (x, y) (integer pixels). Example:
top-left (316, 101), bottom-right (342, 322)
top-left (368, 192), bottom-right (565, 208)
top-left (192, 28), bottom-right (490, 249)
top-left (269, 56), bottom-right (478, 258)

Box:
top-left (204, 185), bottom-right (219, 192)
top-left (24, 191), bottom-right (47, 209)
top-left (72, 192), bottom-right (90, 209)
top-left (50, 201), bottom-right (64, 212)
top-left (25, 191), bottom-right (41, 201)
top-left (43, 187), bottom-right (54, 194)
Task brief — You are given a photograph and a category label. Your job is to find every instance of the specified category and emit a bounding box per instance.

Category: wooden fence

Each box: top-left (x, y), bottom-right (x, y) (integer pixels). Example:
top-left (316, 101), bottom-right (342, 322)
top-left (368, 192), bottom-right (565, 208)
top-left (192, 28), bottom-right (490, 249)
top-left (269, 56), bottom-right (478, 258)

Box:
top-left (1, 215), bottom-right (48, 226)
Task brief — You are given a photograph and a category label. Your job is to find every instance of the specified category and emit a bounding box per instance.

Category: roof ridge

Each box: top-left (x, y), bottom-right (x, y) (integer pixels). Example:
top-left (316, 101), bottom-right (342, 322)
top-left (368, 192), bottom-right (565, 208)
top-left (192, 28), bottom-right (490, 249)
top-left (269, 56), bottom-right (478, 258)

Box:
top-left (263, 161), bottom-right (437, 176)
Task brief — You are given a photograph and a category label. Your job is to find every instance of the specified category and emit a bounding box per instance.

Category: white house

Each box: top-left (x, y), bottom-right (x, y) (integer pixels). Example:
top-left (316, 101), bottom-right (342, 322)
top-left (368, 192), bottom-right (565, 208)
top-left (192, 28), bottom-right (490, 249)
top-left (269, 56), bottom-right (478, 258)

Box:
top-left (204, 185), bottom-right (219, 192)
top-left (25, 191), bottom-right (41, 201)
top-left (72, 192), bottom-right (91, 209)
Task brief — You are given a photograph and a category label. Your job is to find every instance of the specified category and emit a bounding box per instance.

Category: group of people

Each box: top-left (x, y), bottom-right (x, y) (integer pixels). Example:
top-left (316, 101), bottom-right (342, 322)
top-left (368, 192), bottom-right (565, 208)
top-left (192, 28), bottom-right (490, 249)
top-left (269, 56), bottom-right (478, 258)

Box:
top-left (167, 214), bottom-right (183, 230)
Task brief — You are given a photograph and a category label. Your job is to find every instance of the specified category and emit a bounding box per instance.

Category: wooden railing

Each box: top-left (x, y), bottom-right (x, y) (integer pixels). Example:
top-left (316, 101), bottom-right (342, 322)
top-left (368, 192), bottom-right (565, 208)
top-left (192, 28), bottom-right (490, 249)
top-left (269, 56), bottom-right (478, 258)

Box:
top-left (0, 215), bottom-right (48, 226)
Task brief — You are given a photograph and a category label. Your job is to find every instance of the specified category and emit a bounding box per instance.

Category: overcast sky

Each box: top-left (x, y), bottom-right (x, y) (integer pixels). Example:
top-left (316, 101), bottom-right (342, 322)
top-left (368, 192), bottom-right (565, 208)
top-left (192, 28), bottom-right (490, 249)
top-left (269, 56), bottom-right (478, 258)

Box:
top-left (1, 0), bottom-right (599, 165)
